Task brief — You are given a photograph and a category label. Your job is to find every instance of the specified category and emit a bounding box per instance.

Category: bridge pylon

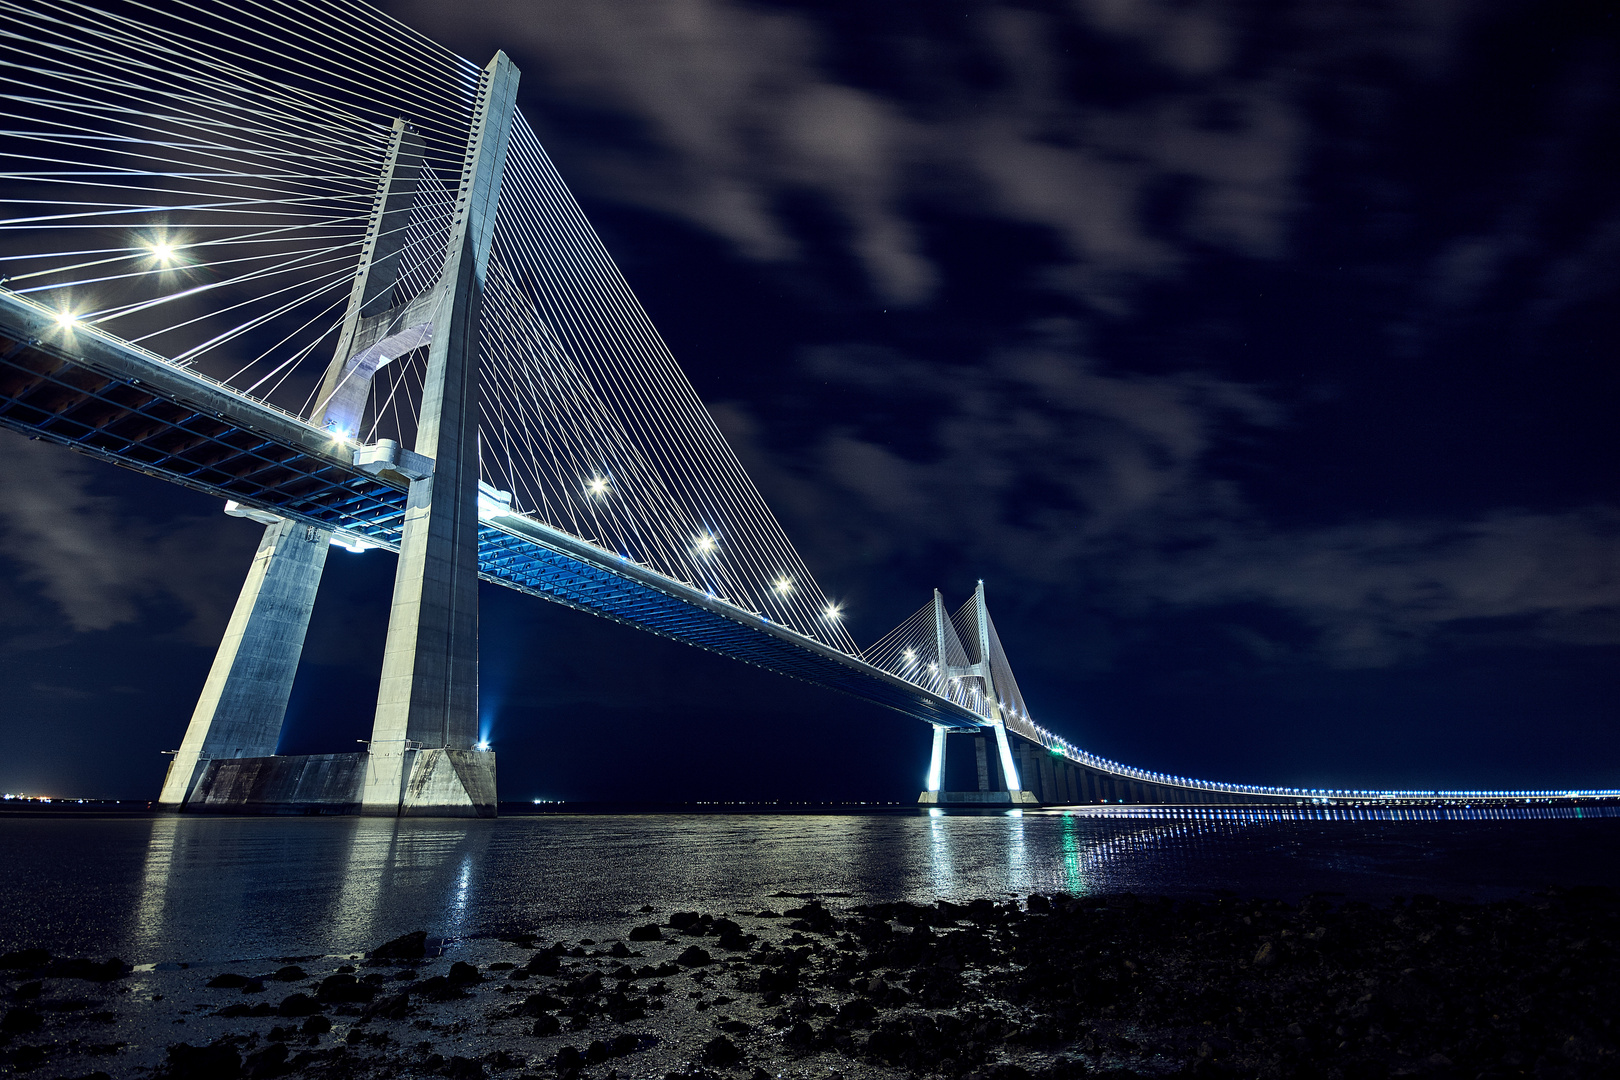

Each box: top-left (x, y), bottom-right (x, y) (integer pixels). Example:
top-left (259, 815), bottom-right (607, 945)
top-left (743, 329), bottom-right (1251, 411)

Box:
top-left (156, 56), bottom-right (520, 817)
top-left (917, 583), bottom-right (1040, 808)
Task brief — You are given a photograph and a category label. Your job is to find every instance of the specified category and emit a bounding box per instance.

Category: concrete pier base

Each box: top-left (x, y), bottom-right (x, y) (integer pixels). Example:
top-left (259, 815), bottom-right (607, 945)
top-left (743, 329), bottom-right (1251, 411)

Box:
top-left (918, 790), bottom-right (1040, 806)
top-left (178, 749), bottom-right (496, 817)
top-left (187, 753), bottom-right (365, 814)
top-left (400, 749), bottom-right (497, 817)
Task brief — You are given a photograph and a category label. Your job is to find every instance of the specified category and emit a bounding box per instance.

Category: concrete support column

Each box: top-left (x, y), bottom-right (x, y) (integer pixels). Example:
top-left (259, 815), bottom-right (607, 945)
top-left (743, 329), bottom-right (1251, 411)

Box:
top-left (361, 53), bottom-right (518, 818)
top-left (926, 726), bottom-right (946, 792)
top-left (990, 720), bottom-right (1021, 792)
top-left (1017, 744), bottom-right (1038, 802)
top-left (1038, 752), bottom-right (1058, 804)
top-left (158, 517), bottom-right (330, 809)
top-left (974, 736), bottom-right (991, 791)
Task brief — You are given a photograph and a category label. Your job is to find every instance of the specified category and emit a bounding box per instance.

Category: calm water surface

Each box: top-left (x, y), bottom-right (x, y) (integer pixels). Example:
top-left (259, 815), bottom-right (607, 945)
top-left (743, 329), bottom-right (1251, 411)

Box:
top-left (2, 808), bottom-right (1617, 964)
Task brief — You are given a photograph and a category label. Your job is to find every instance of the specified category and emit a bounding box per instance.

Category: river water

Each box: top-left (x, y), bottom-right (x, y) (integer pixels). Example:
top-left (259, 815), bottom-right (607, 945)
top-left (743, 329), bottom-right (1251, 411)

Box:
top-left (3, 807), bottom-right (1617, 965)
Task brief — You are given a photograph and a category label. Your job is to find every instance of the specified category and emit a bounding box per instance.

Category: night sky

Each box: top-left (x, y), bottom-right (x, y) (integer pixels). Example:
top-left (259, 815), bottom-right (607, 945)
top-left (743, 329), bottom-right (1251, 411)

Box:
top-left (1, 0), bottom-right (1616, 801)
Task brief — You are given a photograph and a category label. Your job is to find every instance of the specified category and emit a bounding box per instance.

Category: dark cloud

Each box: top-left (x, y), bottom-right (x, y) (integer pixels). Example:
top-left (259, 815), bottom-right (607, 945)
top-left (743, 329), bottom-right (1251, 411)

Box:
top-left (716, 336), bottom-right (1620, 669)
top-left (0, 438), bottom-right (252, 643)
top-left (393, 0), bottom-right (1345, 307)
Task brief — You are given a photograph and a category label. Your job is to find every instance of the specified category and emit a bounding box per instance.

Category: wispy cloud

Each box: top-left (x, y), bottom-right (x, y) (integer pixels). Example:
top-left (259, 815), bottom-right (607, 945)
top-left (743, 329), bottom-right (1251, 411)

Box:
top-left (0, 437), bottom-right (250, 641)
top-left (716, 335), bottom-right (1620, 668)
top-left (397, 0), bottom-right (1341, 306)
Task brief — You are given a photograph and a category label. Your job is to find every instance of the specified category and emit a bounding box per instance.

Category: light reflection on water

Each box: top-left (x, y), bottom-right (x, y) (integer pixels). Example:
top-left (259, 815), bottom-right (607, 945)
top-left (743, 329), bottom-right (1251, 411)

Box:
top-left (0, 808), bottom-right (1615, 963)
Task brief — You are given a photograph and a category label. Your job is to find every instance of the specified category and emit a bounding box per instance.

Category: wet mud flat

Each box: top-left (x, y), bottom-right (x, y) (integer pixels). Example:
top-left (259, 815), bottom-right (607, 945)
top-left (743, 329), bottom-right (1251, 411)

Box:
top-left (2, 886), bottom-right (1616, 1080)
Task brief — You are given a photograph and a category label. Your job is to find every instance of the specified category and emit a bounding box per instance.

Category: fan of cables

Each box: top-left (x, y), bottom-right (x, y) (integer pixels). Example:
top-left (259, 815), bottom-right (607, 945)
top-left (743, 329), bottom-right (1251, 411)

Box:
top-left (475, 118), bottom-right (858, 653)
top-left (0, 0), bottom-right (477, 421)
top-left (861, 590), bottom-right (1041, 739)
top-left (0, 0), bottom-right (859, 652)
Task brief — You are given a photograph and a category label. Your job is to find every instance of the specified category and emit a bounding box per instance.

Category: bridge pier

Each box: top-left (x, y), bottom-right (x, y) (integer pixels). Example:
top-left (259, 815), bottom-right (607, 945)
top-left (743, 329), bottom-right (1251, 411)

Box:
top-left (157, 516), bottom-right (331, 809)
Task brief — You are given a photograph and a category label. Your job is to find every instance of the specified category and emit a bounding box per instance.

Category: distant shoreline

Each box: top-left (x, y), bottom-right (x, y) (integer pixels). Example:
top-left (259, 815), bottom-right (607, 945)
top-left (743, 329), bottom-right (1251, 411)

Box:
top-left (4, 798), bottom-right (1620, 819)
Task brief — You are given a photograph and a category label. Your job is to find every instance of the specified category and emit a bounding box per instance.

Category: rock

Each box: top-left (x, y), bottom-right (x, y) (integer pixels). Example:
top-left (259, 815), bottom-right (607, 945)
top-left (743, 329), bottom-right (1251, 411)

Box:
top-left (530, 1013), bottom-right (562, 1036)
top-left (1252, 942), bottom-right (1276, 967)
top-left (519, 991), bottom-right (566, 1016)
top-left (270, 966), bottom-right (306, 982)
top-left (315, 973), bottom-right (375, 1003)
top-left (702, 1035), bottom-right (744, 1065)
top-left (525, 951), bottom-right (561, 976)
top-left (302, 1015), bottom-right (332, 1035)
top-left (243, 1043), bottom-right (287, 1079)
top-left (785, 1020), bottom-right (817, 1053)
top-left (445, 1055), bottom-right (485, 1079)
top-left (206, 973), bottom-right (256, 989)
top-left (49, 957), bottom-right (129, 982)
top-left (1, 1006), bottom-right (43, 1034)
top-left (628, 924), bottom-right (663, 942)
top-left (668, 912), bottom-right (702, 930)
top-left (359, 993), bottom-right (410, 1021)
top-left (368, 930), bottom-right (428, 961)
top-left (447, 961), bottom-right (483, 986)
top-left (0, 948), bottom-right (50, 970)
top-left (275, 993), bottom-right (320, 1018)
top-left (563, 971), bottom-right (604, 996)
top-left (413, 975), bottom-right (464, 1001)
top-left (835, 1000), bottom-right (878, 1029)
top-left (676, 945), bottom-right (713, 967)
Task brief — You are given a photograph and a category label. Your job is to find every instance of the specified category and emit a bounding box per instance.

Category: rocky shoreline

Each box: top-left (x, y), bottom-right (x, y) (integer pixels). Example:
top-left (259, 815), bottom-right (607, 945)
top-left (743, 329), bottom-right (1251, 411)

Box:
top-left (2, 887), bottom-right (1615, 1080)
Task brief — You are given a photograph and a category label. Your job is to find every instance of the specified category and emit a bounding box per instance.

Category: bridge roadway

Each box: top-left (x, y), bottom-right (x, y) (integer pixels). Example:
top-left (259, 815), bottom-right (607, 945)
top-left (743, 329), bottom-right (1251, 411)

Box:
top-left (4, 287), bottom-right (1617, 810)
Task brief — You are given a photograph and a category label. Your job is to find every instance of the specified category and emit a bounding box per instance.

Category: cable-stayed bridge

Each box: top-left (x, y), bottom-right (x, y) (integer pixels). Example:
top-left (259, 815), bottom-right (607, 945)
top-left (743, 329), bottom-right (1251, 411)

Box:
top-left (0, 0), bottom-right (1611, 815)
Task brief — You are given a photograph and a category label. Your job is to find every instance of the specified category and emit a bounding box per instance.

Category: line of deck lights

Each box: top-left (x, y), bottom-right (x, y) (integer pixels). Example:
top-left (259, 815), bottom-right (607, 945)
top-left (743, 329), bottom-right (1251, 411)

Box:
top-left (582, 474), bottom-right (844, 624)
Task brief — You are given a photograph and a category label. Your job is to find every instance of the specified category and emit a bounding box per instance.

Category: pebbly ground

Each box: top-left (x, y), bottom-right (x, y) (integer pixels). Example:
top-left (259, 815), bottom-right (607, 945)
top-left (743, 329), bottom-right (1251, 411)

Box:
top-left (1, 887), bottom-right (1615, 1080)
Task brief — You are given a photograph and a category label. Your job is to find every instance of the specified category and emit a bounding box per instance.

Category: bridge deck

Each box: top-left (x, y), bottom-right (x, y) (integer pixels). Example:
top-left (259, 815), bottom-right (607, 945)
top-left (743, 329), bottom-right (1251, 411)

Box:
top-left (4, 289), bottom-right (1615, 807)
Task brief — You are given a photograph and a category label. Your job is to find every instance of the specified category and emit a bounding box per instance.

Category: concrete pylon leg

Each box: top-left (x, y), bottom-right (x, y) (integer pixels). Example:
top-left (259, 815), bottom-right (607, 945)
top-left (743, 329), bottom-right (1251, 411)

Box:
top-left (361, 465), bottom-right (487, 816)
top-left (158, 518), bottom-right (330, 809)
top-left (360, 52), bottom-right (517, 819)
top-left (927, 726), bottom-right (946, 792)
top-left (991, 721), bottom-right (1021, 791)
